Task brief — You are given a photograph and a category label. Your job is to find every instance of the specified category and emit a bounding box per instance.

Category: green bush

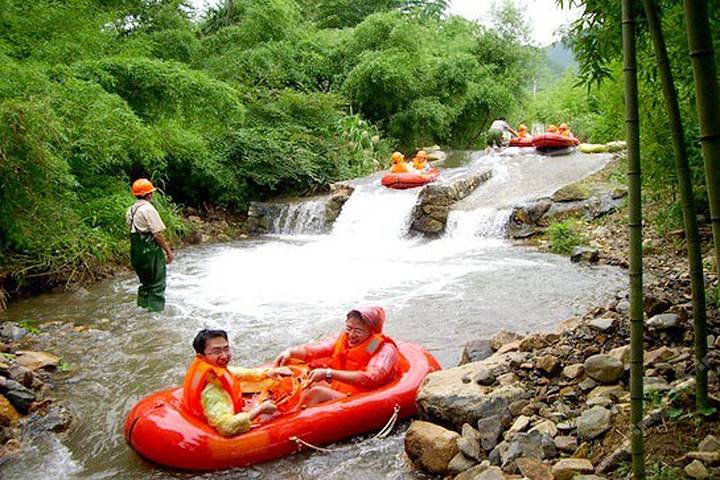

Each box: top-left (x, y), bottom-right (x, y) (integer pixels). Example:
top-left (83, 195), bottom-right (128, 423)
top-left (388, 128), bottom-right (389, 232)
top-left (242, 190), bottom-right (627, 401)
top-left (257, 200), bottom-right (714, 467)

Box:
top-left (548, 221), bottom-right (585, 255)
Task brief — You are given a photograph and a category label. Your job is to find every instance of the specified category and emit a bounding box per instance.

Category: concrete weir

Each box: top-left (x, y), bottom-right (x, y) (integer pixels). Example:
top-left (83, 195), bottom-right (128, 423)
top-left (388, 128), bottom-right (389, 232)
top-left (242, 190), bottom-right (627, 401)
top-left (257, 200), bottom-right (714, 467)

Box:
top-left (409, 168), bottom-right (494, 236)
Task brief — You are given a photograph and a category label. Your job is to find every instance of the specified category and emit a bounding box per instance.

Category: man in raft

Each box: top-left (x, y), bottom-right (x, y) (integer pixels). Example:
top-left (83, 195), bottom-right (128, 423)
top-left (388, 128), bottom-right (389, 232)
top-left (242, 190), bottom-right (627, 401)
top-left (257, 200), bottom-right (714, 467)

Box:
top-left (389, 151), bottom-right (411, 173)
top-left (274, 306), bottom-right (401, 407)
top-left (126, 178), bottom-right (173, 312)
top-left (183, 329), bottom-right (285, 436)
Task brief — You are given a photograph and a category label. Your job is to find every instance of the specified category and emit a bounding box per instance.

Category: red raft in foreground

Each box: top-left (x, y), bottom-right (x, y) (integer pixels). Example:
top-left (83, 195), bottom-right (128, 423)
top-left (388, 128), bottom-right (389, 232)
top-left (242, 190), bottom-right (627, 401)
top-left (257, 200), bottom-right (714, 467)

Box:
top-left (381, 169), bottom-right (439, 189)
top-left (532, 133), bottom-right (580, 150)
top-left (124, 343), bottom-right (440, 471)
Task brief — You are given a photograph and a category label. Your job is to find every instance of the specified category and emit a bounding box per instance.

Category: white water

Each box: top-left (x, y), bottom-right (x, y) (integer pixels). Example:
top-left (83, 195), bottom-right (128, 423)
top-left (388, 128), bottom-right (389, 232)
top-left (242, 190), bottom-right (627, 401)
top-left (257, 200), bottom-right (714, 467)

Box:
top-left (0, 150), bottom-right (626, 480)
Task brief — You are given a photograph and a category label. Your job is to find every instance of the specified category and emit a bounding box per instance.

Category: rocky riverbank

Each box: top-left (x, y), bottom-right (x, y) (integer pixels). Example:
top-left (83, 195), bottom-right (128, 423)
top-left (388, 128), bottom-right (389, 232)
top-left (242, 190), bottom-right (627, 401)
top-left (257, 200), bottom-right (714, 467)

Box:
top-left (0, 322), bottom-right (72, 462)
top-left (404, 162), bottom-right (720, 479)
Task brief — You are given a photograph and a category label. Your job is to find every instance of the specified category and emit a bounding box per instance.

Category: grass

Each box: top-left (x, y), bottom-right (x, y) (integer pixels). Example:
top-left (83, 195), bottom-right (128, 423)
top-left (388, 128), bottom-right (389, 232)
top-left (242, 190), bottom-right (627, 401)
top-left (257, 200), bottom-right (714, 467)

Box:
top-left (548, 220), bottom-right (586, 255)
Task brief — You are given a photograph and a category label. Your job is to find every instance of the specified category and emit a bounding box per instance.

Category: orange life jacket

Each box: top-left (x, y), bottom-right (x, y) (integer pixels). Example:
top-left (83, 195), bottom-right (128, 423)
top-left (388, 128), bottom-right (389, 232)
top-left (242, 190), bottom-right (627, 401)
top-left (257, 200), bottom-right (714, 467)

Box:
top-left (390, 161), bottom-right (410, 174)
top-left (182, 356), bottom-right (244, 420)
top-left (328, 333), bottom-right (398, 395)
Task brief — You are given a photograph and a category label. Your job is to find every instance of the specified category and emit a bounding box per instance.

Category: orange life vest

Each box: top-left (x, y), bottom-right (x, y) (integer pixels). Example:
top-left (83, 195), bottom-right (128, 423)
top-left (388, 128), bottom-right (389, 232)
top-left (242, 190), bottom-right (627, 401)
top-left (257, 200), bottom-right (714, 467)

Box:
top-left (182, 356), bottom-right (244, 420)
top-left (328, 333), bottom-right (398, 395)
top-left (390, 161), bottom-right (410, 174)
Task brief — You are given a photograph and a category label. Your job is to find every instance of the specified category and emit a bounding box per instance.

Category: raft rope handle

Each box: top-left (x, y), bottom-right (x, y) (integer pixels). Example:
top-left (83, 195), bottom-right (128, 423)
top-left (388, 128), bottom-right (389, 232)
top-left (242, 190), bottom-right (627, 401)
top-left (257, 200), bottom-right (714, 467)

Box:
top-left (289, 404), bottom-right (401, 452)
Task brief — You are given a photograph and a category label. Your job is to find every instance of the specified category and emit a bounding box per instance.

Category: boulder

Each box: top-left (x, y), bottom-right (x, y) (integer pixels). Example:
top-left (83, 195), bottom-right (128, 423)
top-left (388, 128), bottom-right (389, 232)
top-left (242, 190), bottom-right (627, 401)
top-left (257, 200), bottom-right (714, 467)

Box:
top-left (515, 457), bottom-right (553, 480)
top-left (647, 313), bottom-right (681, 330)
top-left (491, 330), bottom-right (524, 351)
top-left (552, 458), bottom-right (595, 480)
top-left (460, 339), bottom-right (494, 365)
top-left (552, 183), bottom-right (592, 202)
top-left (0, 394), bottom-right (21, 426)
top-left (405, 421), bottom-right (459, 474)
top-left (584, 354), bottom-right (624, 384)
top-left (14, 351), bottom-right (61, 371)
top-left (685, 459), bottom-right (710, 479)
top-left (576, 406), bottom-right (612, 440)
top-left (571, 247), bottom-right (600, 264)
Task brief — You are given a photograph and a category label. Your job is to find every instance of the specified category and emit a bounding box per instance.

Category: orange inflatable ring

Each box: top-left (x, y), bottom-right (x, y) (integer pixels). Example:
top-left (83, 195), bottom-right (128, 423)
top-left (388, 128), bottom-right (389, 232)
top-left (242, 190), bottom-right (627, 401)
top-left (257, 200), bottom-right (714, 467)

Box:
top-left (381, 169), bottom-right (439, 190)
top-left (125, 342), bottom-right (441, 470)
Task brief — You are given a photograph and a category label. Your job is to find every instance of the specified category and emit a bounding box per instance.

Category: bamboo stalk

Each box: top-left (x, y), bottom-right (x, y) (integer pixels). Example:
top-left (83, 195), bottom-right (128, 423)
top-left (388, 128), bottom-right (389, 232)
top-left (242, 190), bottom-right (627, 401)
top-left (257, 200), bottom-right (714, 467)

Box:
top-left (622, 0), bottom-right (645, 477)
top-left (642, 0), bottom-right (709, 412)
top-left (682, 0), bottom-right (717, 412)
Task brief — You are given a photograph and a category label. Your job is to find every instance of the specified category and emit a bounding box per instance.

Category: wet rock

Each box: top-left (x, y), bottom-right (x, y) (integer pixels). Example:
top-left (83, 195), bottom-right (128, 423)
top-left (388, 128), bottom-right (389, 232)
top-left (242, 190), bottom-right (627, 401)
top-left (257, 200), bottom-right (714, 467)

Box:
top-left (685, 459), bottom-right (711, 479)
top-left (491, 330), bottom-right (524, 351)
top-left (0, 323), bottom-right (28, 340)
top-left (516, 456), bottom-right (553, 480)
top-left (588, 318), bottom-right (614, 332)
top-left (458, 423), bottom-right (483, 461)
top-left (460, 339), bottom-right (493, 365)
top-left (562, 363), bottom-right (584, 380)
top-left (405, 421), bottom-right (459, 474)
top-left (552, 183), bottom-right (592, 202)
top-left (25, 403), bottom-right (73, 434)
top-left (584, 354), bottom-right (624, 383)
top-left (8, 364), bottom-right (34, 388)
top-left (0, 394), bottom-right (21, 426)
top-left (14, 351), bottom-right (60, 371)
top-left (647, 313), bottom-right (681, 330)
top-left (0, 376), bottom-right (36, 414)
top-left (576, 406), bottom-right (612, 440)
top-left (571, 247), bottom-right (600, 264)
top-left (698, 434), bottom-right (720, 452)
top-left (536, 355), bottom-right (560, 375)
top-left (554, 435), bottom-right (578, 452)
top-left (477, 414), bottom-right (507, 452)
top-left (552, 459), bottom-right (595, 480)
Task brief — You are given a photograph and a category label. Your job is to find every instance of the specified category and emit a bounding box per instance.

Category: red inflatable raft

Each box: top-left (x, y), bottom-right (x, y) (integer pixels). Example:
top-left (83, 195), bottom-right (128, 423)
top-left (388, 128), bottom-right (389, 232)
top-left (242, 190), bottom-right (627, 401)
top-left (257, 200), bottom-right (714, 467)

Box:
top-left (381, 169), bottom-right (439, 189)
top-left (532, 133), bottom-right (580, 149)
top-left (509, 136), bottom-right (534, 147)
top-left (124, 342), bottom-right (440, 470)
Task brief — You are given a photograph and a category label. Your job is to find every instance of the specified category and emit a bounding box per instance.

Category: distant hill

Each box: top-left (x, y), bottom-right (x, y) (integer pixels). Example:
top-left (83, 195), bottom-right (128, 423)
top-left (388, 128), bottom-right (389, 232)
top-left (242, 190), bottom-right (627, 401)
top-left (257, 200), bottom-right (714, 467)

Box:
top-left (545, 41), bottom-right (577, 77)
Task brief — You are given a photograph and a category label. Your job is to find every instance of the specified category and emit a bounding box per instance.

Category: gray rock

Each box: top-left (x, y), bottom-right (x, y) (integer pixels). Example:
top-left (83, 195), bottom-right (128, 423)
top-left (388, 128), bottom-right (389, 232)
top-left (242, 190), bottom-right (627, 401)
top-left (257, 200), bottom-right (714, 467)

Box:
top-left (644, 376), bottom-right (671, 394)
top-left (488, 440), bottom-right (508, 466)
top-left (474, 368), bottom-right (496, 386)
top-left (0, 376), bottom-right (36, 414)
top-left (579, 377), bottom-right (598, 391)
top-left (458, 423), bottom-right (483, 461)
top-left (0, 323), bottom-right (28, 340)
top-left (460, 339), bottom-right (494, 365)
top-left (647, 313), bottom-right (681, 330)
top-left (571, 247), bottom-right (600, 263)
top-left (448, 451), bottom-right (477, 474)
top-left (562, 363), bottom-right (584, 379)
top-left (588, 318), bottom-right (615, 332)
top-left (552, 183), bottom-right (592, 202)
top-left (502, 431), bottom-right (545, 468)
top-left (477, 414), bottom-right (507, 452)
top-left (615, 300), bottom-right (630, 314)
top-left (554, 435), bottom-right (578, 452)
top-left (576, 406), bottom-right (612, 440)
top-left (25, 404), bottom-right (73, 435)
top-left (584, 354), bottom-right (624, 383)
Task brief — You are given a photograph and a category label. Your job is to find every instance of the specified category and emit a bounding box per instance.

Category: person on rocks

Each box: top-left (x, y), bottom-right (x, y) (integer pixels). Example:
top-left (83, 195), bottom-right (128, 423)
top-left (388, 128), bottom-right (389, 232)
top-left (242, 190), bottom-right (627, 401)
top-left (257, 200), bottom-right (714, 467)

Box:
top-left (274, 306), bottom-right (403, 407)
top-left (486, 117), bottom-right (518, 148)
top-left (126, 178), bottom-right (173, 312)
top-left (412, 150), bottom-right (432, 173)
top-left (389, 151), bottom-right (412, 173)
top-left (183, 329), bottom-right (287, 436)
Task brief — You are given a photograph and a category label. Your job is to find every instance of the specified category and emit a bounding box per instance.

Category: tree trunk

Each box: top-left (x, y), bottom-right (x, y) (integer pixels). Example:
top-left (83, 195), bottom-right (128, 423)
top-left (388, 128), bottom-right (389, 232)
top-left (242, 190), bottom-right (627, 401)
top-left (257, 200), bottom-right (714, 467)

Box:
top-left (683, 0), bottom-right (718, 412)
top-left (622, 0), bottom-right (645, 478)
top-left (642, 0), bottom-right (709, 411)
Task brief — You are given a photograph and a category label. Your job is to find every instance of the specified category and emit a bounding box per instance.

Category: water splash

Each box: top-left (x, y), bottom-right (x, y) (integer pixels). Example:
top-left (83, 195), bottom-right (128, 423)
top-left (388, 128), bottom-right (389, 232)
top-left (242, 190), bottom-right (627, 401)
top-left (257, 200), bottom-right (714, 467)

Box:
top-left (272, 199), bottom-right (328, 235)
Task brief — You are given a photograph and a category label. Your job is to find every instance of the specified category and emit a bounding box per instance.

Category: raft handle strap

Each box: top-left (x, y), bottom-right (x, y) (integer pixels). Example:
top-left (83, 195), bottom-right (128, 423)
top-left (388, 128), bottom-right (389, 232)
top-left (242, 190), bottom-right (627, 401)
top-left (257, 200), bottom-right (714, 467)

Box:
top-left (290, 404), bottom-right (401, 452)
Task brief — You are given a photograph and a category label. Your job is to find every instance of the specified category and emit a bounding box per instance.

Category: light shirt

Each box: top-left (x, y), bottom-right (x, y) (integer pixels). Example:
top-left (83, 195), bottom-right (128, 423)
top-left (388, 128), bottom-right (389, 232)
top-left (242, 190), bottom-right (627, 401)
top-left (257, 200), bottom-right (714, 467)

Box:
top-left (489, 120), bottom-right (511, 132)
top-left (201, 367), bottom-right (270, 436)
top-left (126, 199), bottom-right (166, 234)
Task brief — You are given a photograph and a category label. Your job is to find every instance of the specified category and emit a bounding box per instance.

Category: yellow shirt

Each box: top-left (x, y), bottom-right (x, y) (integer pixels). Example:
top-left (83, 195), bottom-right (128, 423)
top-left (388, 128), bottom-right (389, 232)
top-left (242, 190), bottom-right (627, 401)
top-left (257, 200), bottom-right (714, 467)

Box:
top-left (200, 366), bottom-right (269, 436)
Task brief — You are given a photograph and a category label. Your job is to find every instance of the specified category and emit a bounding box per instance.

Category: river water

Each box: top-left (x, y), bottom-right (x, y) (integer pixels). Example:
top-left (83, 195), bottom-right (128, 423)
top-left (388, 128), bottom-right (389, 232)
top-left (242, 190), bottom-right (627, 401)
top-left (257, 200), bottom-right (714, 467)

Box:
top-left (0, 149), bottom-right (626, 479)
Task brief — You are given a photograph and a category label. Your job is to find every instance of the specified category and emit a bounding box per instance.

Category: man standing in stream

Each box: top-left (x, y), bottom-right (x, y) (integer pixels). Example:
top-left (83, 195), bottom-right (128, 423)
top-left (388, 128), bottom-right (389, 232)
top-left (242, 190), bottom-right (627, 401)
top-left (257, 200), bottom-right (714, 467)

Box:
top-left (126, 178), bottom-right (173, 312)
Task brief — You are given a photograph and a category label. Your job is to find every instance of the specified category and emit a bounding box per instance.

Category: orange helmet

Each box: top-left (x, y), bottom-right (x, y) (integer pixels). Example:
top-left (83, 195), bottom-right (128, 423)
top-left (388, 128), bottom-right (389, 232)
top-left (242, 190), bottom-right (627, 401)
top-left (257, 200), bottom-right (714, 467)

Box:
top-left (547, 124), bottom-right (558, 133)
top-left (131, 178), bottom-right (156, 197)
top-left (559, 123), bottom-right (569, 130)
top-left (416, 150), bottom-right (427, 158)
top-left (391, 151), bottom-right (404, 164)
top-left (518, 124), bottom-right (528, 131)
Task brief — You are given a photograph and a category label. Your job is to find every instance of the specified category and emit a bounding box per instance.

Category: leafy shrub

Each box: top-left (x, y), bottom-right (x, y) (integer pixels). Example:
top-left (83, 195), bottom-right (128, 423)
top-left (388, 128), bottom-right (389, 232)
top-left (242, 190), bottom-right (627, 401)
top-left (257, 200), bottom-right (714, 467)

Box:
top-left (548, 220), bottom-right (585, 255)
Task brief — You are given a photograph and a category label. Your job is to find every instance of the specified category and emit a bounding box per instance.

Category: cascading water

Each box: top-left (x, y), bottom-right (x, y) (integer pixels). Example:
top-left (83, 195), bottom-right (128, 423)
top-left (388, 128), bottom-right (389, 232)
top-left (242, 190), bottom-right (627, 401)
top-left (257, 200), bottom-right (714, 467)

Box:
top-left (0, 150), bottom-right (627, 480)
top-left (271, 199), bottom-right (329, 235)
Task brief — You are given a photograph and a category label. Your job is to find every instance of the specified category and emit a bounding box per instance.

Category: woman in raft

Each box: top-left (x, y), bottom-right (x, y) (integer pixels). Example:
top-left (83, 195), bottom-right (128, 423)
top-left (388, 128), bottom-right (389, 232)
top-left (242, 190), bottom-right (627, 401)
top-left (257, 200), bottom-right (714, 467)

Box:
top-left (274, 306), bottom-right (401, 407)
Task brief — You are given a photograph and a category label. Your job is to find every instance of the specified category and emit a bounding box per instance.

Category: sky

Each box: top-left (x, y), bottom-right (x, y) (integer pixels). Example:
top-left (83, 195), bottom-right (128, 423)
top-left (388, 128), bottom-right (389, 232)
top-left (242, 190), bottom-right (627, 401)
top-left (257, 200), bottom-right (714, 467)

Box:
top-left (187, 0), bottom-right (581, 46)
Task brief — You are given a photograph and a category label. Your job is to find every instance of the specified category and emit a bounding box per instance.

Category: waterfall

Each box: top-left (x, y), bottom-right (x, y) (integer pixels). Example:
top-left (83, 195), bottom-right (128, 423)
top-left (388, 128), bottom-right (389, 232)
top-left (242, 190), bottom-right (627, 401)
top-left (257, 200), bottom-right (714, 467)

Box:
top-left (271, 199), bottom-right (328, 235)
top-left (446, 208), bottom-right (512, 239)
